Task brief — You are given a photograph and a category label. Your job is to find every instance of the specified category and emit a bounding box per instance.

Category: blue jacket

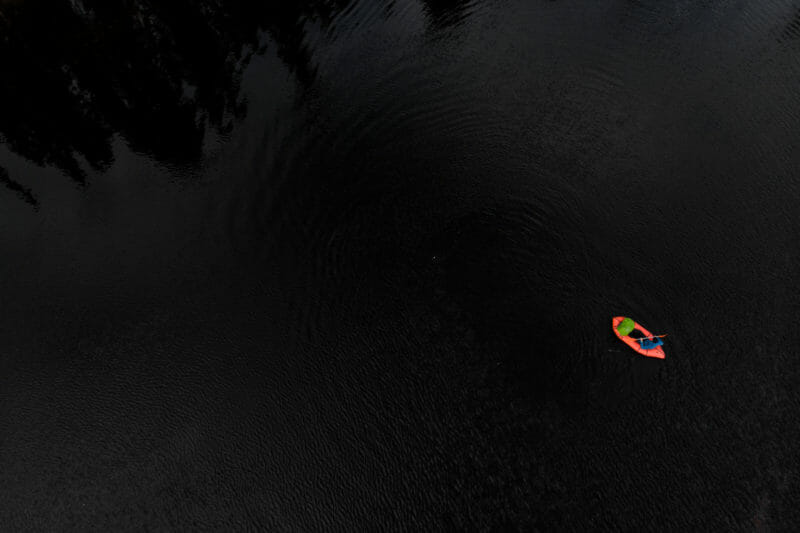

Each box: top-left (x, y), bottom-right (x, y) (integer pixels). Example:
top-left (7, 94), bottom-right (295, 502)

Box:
top-left (637, 337), bottom-right (663, 350)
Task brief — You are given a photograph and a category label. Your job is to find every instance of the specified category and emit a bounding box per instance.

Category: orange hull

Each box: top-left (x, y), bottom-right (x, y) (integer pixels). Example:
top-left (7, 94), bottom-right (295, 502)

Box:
top-left (612, 316), bottom-right (665, 359)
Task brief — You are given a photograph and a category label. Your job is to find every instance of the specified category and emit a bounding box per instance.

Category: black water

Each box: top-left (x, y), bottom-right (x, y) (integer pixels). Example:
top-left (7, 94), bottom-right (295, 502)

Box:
top-left (2, 0), bottom-right (799, 529)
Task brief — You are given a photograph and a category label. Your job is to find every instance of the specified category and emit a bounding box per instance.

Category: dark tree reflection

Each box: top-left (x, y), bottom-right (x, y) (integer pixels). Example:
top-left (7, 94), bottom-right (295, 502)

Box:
top-left (0, 165), bottom-right (38, 208)
top-left (781, 8), bottom-right (800, 41)
top-left (419, 0), bottom-right (474, 29)
top-left (0, 0), bottom-right (350, 204)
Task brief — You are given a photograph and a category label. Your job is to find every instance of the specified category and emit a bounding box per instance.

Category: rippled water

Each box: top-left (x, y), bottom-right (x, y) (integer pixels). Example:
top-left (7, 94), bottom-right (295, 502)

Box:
top-left (1, 0), bottom-right (799, 529)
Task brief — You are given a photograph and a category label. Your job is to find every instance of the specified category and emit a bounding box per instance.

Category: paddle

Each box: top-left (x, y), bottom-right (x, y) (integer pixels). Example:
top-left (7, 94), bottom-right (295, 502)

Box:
top-left (632, 334), bottom-right (668, 341)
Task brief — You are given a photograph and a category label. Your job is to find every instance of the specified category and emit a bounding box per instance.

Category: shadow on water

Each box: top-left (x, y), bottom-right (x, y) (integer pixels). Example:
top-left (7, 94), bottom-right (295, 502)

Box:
top-left (0, 0), bottom-right (352, 204)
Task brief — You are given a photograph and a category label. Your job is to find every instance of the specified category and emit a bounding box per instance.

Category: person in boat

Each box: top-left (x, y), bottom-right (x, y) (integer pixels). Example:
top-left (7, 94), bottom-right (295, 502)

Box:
top-left (636, 335), bottom-right (664, 350)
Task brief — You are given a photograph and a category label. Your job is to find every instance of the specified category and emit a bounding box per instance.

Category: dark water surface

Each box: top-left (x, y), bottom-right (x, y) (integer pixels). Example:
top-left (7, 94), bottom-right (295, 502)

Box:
top-left (2, 0), bottom-right (799, 529)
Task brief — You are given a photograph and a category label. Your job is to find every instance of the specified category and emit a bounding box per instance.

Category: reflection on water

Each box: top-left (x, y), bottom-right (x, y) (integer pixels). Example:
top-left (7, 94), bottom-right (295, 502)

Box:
top-left (781, 8), bottom-right (800, 40)
top-left (0, 0), bottom-right (488, 205)
top-left (0, 165), bottom-right (37, 207)
top-left (0, 0), bottom-right (354, 204)
top-left (420, 0), bottom-right (475, 28)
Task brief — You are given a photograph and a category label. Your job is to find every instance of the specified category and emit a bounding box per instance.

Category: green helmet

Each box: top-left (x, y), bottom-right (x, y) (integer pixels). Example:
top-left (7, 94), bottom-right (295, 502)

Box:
top-left (616, 317), bottom-right (635, 336)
